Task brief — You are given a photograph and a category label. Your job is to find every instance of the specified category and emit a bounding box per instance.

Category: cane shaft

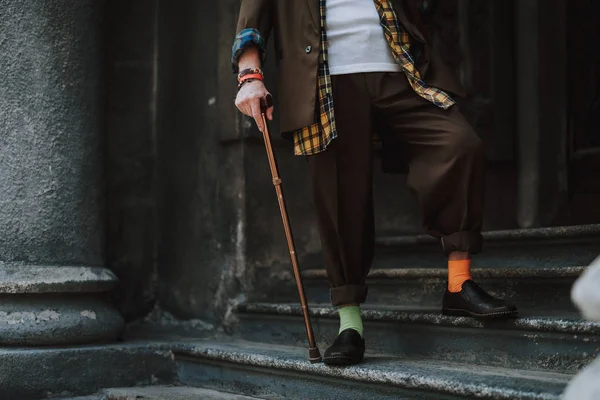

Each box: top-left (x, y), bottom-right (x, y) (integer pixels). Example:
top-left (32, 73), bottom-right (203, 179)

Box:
top-left (260, 113), bottom-right (320, 362)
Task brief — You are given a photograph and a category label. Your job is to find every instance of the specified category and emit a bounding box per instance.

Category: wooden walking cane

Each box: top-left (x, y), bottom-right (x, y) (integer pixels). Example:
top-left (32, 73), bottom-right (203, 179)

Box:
top-left (259, 94), bottom-right (322, 364)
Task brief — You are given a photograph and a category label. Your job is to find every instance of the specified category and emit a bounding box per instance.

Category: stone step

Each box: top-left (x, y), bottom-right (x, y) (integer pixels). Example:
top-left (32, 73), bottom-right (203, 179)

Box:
top-left (370, 224), bottom-right (600, 269)
top-left (261, 266), bottom-right (584, 313)
top-left (172, 338), bottom-right (570, 400)
top-left (63, 386), bottom-right (264, 399)
top-left (0, 342), bottom-right (177, 399)
top-left (235, 303), bottom-right (600, 374)
top-left (58, 397), bottom-right (99, 400)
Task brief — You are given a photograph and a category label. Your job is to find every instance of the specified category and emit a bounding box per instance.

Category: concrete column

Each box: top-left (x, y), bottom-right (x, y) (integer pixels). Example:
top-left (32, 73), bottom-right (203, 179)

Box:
top-left (0, 0), bottom-right (124, 344)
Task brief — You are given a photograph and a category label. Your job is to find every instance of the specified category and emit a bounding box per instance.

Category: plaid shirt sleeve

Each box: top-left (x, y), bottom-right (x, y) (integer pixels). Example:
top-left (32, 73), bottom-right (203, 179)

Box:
top-left (231, 28), bottom-right (267, 73)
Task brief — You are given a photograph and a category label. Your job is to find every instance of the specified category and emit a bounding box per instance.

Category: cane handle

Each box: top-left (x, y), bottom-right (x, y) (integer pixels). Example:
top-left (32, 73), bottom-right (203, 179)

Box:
top-left (261, 94), bottom-right (273, 114)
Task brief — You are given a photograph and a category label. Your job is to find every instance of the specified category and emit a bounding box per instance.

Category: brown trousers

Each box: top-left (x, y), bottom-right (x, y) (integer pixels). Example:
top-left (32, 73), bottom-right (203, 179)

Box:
top-left (306, 73), bottom-right (485, 306)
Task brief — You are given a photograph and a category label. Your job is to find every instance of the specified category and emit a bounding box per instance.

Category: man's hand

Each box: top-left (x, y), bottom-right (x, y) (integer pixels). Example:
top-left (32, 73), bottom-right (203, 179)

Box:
top-left (235, 80), bottom-right (274, 133)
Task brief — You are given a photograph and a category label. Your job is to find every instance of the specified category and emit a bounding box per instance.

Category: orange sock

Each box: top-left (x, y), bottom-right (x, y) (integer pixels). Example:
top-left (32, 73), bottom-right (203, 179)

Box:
top-left (448, 259), bottom-right (472, 293)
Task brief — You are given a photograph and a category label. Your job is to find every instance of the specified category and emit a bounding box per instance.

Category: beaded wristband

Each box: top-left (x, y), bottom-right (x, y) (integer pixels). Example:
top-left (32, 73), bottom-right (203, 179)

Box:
top-left (239, 73), bottom-right (263, 83)
top-left (238, 68), bottom-right (263, 82)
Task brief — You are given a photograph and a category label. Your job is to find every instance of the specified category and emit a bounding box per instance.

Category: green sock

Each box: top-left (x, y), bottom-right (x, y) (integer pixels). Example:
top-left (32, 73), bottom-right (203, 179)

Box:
top-left (338, 305), bottom-right (363, 337)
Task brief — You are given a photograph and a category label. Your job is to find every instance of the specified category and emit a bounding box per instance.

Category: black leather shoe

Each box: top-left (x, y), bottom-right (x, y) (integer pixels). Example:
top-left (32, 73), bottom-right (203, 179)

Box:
top-left (323, 329), bottom-right (365, 366)
top-left (442, 280), bottom-right (518, 319)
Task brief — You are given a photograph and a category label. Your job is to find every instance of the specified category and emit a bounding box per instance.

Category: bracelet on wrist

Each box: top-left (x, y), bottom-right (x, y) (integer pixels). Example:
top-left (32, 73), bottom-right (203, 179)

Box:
top-left (238, 73), bottom-right (263, 83)
top-left (238, 68), bottom-right (263, 82)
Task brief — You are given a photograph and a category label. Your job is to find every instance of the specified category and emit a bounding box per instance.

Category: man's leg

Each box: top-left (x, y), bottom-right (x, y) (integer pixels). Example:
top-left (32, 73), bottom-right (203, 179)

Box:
top-left (370, 72), bottom-right (517, 318)
top-left (307, 73), bottom-right (373, 364)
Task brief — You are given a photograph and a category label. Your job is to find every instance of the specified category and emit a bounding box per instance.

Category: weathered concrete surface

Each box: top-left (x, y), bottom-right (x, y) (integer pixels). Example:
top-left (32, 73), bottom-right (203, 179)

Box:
top-left (240, 303), bottom-right (600, 335)
top-left (100, 386), bottom-right (265, 399)
top-left (0, 342), bottom-right (176, 399)
top-left (0, 264), bottom-right (117, 294)
top-left (0, 294), bottom-right (124, 345)
top-left (236, 302), bottom-right (599, 374)
top-left (262, 266), bottom-right (584, 312)
top-left (155, 0), bottom-right (245, 325)
top-left (105, 0), bottom-right (160, 322)
top-left (0, 263), bottom-right (125, 344)
top-left (0, 0), bottom-right (105, 265)
top-left (125, 305), bottom-right (215, 338)
top-left (0, 0), bottom-right (127, 347)
top-left (370, 226), bottom-right (600, 269)
top-left (377, 224), bottom-right (600, 246)
top-left (173, 339), bottom-right (569, 400)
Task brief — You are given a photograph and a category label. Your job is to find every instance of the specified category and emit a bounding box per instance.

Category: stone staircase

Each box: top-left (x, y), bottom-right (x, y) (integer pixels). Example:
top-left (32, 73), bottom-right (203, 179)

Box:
top-left (12, 225), bottom-right (600, 399)
top-left (181, 224), bottom-right (600, 399)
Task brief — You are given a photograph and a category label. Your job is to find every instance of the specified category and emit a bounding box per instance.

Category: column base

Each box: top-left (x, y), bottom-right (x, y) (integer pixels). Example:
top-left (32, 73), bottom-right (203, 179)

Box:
top-left (0, 263), bottom-right (125, 345)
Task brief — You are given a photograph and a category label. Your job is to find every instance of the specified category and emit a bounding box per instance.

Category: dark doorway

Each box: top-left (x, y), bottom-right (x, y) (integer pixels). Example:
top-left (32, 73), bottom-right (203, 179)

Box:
top-left (566, 0), bottom-right (600, 224)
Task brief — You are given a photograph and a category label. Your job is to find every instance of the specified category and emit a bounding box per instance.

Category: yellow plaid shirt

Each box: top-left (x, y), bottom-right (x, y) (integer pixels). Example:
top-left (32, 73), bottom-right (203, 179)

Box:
top-left (293, 0), bottom-right (456, 156)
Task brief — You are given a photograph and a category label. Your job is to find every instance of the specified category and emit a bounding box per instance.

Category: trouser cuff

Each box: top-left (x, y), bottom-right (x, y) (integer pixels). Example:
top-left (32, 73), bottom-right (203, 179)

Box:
top-left (441, 231), bottom-right (483, 255)
top-left (330, 284), bottom-right (368, 307)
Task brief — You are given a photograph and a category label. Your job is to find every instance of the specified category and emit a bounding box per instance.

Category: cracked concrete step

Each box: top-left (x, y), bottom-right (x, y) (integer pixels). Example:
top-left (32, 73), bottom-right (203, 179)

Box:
top-left (60, 397), bottom-right (100, 400)
top-left (235, 303), bottom-right (600, 374)
top-left (171, 338), bottom-right (570, 400)
top-left (261, 266), bottom-right (584, 312)
top-left (0, 342), bottom-right (177, 400)
top-left (297, 224), bottom-right (600, 270)
top-left (64, 386), bottom-right (265, 399)
top-left (377, 224), bottom-right (600, 248)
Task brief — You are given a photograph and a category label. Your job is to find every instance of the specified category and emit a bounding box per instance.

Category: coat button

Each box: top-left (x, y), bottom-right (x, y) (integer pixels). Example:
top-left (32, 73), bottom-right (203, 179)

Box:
top-left (305, 45), bottom-right (312, 54)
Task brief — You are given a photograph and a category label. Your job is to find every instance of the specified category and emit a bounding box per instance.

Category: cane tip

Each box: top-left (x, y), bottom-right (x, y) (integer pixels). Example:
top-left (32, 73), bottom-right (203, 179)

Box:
top-left (309, 347), bottom-right (322, 363)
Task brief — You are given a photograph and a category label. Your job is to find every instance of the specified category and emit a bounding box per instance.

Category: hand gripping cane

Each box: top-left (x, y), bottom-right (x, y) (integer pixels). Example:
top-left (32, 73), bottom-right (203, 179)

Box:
top-left (259, 94), bottom-right (322, 363)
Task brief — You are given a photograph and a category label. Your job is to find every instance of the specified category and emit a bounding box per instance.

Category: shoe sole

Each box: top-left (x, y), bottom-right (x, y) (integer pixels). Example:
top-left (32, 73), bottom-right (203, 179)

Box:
top-left (323, 354), bottom-right (364, 366)
top-left (442, 307), bottom-right (519, 320)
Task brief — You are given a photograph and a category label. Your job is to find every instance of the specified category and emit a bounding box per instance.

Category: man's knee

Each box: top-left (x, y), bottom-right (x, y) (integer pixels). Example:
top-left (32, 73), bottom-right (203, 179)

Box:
top-left (449, 123), bottom-right (484, 162)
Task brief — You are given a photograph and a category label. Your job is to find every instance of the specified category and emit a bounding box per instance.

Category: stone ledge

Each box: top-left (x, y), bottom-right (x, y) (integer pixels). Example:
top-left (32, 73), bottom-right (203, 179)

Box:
top-left (0, 342), bottom-right (177, 400)
top-left (59, 397), bottom-right (99, 400)
top-left (376, 224), bottom-right (600, 247)
top-left (99, 386), bottom-right (264, 400)
top-left (172, 339), bottom-right (568, 400)
top-left (238, 303), bottom-right (600, 335)
top-left (302, 266), bottom-right (586, 280)
top-left (0, 294), bottom-right (124, 345)
top-left (0, 263), bottom-right (118, 294)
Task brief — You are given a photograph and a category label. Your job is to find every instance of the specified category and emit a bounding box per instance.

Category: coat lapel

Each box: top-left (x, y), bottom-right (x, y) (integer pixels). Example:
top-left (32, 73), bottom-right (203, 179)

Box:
top-left (307, 0), bottom-right (320, 29)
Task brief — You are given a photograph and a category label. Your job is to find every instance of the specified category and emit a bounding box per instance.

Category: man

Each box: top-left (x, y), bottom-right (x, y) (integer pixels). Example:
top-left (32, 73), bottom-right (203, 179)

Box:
top-left (232, 0), bottom-right (518, 366)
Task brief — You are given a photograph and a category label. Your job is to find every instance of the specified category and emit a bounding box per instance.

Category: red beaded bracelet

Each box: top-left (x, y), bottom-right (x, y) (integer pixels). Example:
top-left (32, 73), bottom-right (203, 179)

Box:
top-left (239, 73), bottom-right (263, 83)
top-left (238, 68), bottom-right (263, 82)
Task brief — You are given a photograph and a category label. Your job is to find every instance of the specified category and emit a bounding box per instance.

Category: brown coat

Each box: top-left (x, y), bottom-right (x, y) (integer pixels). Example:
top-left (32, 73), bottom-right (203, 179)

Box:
top-left (236, 0), bottom-right (465, 134)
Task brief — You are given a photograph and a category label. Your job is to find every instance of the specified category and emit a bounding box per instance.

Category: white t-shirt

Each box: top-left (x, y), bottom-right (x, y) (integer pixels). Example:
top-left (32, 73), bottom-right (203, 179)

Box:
top-left (326, 0), bottom-right (402, 75)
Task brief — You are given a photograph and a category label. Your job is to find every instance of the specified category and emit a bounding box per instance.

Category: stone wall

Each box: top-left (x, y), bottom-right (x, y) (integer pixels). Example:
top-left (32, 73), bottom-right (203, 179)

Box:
top-left (153, 0), bottom-right (247, 324)
top-left (105, 0), bottom-right (160, 321)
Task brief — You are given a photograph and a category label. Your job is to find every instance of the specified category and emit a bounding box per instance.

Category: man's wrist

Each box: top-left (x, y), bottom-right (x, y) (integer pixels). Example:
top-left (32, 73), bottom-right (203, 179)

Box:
top-left (237, 46), bottom-right (261, 71)
top-left (238, 67), bottom-right (263, 82)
